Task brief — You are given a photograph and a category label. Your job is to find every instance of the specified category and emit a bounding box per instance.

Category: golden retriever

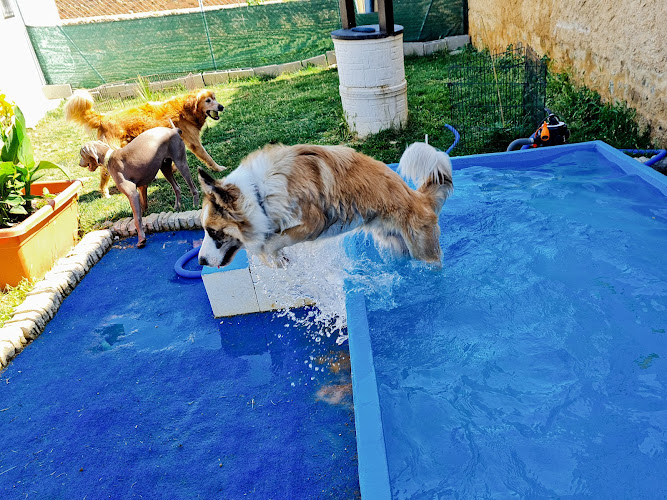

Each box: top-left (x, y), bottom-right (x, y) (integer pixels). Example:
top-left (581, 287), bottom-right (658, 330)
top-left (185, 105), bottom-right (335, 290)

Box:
top-left (65, 89), bottom-right (224, 197)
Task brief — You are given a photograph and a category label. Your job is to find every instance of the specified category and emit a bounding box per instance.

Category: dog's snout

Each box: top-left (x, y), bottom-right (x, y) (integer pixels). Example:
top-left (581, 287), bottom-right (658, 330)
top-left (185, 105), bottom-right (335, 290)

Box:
top-left (198, 256), bottom-right (209, 267)
top-left (218, 104), bottom-right (224, 111)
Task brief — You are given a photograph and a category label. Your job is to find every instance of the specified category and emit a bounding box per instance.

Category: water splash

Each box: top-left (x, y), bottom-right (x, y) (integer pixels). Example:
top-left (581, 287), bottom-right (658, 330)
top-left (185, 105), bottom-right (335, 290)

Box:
top-left (249, 233), bottom-right (406, 344)
top-left (250, 235), bottom-right (350, 342)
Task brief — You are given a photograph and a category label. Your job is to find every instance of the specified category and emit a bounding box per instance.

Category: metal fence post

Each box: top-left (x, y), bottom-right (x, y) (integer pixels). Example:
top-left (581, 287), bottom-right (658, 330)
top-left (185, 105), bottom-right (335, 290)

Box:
top-left (199, 0), bottom-right (217, 71)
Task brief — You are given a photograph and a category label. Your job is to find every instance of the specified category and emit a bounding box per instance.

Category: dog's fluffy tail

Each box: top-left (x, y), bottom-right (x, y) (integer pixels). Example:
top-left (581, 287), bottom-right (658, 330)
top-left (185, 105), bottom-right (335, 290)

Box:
top-left (398, 142), bottom-right (453, 213)
top-left (64, 89), bottom-right (103, 132)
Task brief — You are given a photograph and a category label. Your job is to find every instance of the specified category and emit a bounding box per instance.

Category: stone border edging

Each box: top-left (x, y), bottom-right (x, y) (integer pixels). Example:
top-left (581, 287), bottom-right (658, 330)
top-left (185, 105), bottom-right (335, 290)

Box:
top-left (107, 209), bottom-right (202, 239)
top-left (0, 208), bottom-right (203, 371)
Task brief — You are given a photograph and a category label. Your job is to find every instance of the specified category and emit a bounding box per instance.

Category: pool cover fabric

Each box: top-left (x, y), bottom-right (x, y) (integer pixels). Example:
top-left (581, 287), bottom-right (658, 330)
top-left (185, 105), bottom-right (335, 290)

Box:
top-left (0, 231), bottom-right (359, 498)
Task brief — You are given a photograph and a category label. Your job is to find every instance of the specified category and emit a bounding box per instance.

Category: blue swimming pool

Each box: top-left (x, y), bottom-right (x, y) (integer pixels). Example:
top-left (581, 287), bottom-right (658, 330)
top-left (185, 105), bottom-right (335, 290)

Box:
top-left (2, 140), bottom-right (666, 498)
top-left (0, 231), bottom-right (359, 498)
top-left (346, 141), bottom-right (667, 498)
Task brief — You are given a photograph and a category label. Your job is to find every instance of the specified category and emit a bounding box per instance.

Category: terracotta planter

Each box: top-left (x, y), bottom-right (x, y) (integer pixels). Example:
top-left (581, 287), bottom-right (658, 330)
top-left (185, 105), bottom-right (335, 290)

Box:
top-left (0, 179), bottom-right (83, 289)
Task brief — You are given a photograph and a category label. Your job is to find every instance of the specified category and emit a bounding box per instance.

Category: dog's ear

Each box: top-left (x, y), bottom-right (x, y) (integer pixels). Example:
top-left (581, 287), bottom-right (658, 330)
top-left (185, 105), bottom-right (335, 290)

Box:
top-left (198, 168), bottom-right (245, 222)
top-left (198, 167), bottom-right (219, 195)
top-left (198, 167), bottom-right (236, 203)
top-left (184, 94), bottom-right (198, 116)
top-left (80, 143), bottom-right (99, 163)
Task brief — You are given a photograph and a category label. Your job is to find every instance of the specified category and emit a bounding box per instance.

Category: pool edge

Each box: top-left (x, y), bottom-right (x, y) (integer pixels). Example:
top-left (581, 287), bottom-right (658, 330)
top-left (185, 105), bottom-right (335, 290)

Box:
top-left (345, 290), bottom-right (392, 500)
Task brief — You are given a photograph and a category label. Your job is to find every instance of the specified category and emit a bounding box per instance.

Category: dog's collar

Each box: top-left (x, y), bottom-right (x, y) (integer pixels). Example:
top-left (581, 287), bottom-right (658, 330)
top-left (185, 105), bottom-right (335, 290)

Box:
top-left (102, 148), bottom-right (114, 168)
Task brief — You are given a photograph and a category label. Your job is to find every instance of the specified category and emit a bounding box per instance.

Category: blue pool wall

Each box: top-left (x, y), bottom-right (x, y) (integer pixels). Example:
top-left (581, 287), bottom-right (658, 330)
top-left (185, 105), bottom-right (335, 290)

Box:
top-left (345, 291), bottom-right (391, 499)
top-left (343, 140), bottom-right (667, 499)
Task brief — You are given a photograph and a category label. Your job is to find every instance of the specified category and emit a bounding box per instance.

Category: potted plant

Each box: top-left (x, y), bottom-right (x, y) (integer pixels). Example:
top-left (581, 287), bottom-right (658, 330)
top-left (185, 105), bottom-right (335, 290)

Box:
top-left (0, 94), bottom-right (82, 289)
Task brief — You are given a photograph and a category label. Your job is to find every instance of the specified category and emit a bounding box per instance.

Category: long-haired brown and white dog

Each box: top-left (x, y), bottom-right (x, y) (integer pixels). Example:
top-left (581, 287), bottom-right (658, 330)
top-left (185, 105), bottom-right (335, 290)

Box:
top-left (65, 89), bottom-right (224, 197)
top-left (197, 142), bottom-right (453, 268)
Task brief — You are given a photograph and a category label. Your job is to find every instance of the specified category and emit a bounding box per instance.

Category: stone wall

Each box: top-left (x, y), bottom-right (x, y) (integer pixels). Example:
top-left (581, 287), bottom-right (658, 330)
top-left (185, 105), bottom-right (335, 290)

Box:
top-left (467, 0), bottom-right (667, 146)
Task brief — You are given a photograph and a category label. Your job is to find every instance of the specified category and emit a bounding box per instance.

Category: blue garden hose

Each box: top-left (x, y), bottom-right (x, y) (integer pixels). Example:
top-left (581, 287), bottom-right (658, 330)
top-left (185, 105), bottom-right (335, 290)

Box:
top-left (619, 149), bottom-right (666, 167)
top-left (174, 245), bottom-right (202, 279)
top-left (443, 124), bottom-right (460, 154)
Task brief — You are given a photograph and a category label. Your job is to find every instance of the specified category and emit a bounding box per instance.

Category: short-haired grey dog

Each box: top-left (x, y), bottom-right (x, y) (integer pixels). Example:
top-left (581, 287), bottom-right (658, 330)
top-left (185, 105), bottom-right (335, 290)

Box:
top-left (79, 127), bottom-right (199, 248)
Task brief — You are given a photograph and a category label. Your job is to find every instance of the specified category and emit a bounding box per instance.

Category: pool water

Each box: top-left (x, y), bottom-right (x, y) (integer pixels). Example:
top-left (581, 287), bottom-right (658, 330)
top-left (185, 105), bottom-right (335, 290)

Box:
top-left (0, 231), bottom-right (359, 498)
top-left (347, 142), bottom-right (667, 498)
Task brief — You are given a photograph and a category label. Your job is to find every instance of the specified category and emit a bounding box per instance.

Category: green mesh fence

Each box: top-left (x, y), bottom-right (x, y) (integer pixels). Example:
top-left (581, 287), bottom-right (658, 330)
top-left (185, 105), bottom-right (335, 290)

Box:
top-left (447, 46), bottom-right (548, 155)
top-left (24, 0), bottom-right (465, 88)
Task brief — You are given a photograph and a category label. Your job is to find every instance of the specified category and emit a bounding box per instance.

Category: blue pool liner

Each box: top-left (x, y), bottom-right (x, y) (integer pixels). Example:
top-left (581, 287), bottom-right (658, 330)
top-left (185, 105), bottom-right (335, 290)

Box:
top-left (0, 232), bottom-right (359, 498)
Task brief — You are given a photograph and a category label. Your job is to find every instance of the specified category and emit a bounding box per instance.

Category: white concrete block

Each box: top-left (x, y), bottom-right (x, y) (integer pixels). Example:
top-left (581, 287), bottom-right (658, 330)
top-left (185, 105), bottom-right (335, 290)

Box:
top-left (99, 84), bottom-right (134, 99)
top-left (202, 267), bottom-right (260, 317)
top-left (202, 71), bottom-right (230, 86)
top-left (254, 64), bottom-right (280, 77)
top-left (423, 39), bottom-right (447, 55)
top-left (201, 249), bottom-right (314, 318)
top-left (446, 34), bottom-right (470, 51)
top-left (228, 69), bottom-right (255, 80)
top-left (42, 84), bottom-right (72, 99)
top-left (302, 54), bottom-right (328, 68)
top-left (185, 73), bottom-right (205, 90)
top-left (403, 42), bottom-right (425, 57)
top-left (201, 250), bottom-right (260, 317)
top-left (276, 61), bottom-right (304, 75)
top-left (249, 266), bottom-right (313, 313)
top-left (149, 78), bottom-right (183, 92)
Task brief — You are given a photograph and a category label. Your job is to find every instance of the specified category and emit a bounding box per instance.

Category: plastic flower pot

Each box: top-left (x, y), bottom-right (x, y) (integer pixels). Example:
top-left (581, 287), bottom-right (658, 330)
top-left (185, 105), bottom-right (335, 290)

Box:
top-left (0, 179), bottom-right (82, 289)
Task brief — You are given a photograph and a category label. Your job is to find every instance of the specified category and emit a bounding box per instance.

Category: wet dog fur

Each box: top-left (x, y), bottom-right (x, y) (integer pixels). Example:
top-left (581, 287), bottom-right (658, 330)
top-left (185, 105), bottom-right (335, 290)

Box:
top-left (197, 142), bottom-right (453, 268)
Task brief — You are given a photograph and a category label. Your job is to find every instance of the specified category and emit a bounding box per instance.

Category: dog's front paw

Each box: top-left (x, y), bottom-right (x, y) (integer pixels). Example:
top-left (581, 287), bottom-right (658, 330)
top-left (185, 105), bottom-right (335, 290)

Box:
top-left (259, 251), bottom-right (290, 269)
top-left (274, 253), bottom-right (290, 269)
top-left (211, 163), bottom-right (225, 172)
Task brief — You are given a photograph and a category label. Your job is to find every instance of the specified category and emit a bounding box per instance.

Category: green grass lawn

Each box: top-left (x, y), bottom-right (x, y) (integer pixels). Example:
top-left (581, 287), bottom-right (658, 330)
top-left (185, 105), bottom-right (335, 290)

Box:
top-left (1, 49), bottom-right (655, 324)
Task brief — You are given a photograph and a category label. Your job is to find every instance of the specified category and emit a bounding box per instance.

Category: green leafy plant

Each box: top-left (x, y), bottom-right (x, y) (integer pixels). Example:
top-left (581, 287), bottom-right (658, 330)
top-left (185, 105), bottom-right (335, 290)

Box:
top-left (0, 94), bottom-right (69, 228)
top-left (546, 72), bottom-right (654, 149)
top-left (135, 74), bottom-right (154, 102)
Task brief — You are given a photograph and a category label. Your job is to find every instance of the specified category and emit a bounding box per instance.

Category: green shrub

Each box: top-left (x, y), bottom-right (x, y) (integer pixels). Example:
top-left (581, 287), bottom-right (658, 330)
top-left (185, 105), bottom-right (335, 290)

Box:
top-left (546, 72), bottom-right (653, 149)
